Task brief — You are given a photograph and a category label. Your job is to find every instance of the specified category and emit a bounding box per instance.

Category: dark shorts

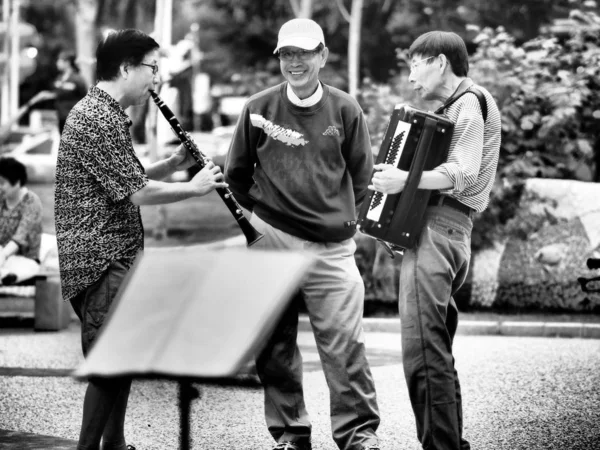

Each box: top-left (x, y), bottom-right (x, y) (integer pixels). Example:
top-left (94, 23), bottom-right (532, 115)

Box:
top-left (70, 260), bottom-right (129, 356)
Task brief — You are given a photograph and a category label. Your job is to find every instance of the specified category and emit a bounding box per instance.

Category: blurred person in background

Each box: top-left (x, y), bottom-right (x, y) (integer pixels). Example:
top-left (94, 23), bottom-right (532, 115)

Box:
top-left (55, 29), bottom-right (226, 450)
top-left (369, 31), bottom-right (501, 450)
top-left (30, 50), bottom-right (88, 134)
top-left (225, 18), bottom-right (380, 450)
top-left (0, 94), bottom-right (55, 146)
top-left (0, 156), bottom-right (42, 285)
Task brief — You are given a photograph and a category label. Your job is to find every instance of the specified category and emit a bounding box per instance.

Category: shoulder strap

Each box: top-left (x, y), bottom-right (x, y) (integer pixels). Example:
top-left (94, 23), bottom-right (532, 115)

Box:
top-left (435, 87), bottom-right (488, 123)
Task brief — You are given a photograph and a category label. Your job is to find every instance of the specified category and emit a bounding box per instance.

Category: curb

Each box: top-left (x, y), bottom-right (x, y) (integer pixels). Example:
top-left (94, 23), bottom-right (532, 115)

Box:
top-left (299, 315), bottom-right (600, 339)
top-left (4, 314), bottom-right (596, 339)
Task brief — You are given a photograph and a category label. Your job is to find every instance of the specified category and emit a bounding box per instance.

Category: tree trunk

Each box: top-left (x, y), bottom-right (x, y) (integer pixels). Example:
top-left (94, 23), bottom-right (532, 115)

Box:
top-left (347, 0), bottom-right (363, 98)
top-left (150, 0), bottom-right (173, 241)
top-left (289, 0), bottom-right (313, 18)
top-left (594, 136), bottom-right (600, 182)
top-left (71, 0), bottom-right (100, 86)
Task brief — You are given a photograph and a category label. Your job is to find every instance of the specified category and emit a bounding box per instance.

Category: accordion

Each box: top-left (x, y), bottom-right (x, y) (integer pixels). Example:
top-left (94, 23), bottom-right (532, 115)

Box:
top-left (357, 104), bottom-right (454, 256)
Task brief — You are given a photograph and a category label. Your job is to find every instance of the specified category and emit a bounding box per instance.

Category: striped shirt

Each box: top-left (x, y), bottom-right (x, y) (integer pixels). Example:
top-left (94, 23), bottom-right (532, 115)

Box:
top-left (433, 84), bottom-right (501, 212)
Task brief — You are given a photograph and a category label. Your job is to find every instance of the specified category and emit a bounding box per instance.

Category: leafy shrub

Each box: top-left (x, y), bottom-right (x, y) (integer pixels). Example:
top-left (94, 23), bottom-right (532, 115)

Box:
top-left (470, 10), bottom-right (600, 183)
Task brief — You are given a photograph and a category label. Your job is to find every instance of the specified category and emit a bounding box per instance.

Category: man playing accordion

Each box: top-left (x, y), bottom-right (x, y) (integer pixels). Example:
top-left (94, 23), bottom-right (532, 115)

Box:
top-left (369, 31), bottom-right (501, 450)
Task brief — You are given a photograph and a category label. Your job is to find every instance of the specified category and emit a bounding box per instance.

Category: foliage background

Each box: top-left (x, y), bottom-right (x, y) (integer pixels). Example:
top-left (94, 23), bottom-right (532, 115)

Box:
top-left (9, 0), bottom-right (600, 311)
top-left (14, 0), bottom-right (599, 93)
top-left (15, 0), bottom-right (600, 248)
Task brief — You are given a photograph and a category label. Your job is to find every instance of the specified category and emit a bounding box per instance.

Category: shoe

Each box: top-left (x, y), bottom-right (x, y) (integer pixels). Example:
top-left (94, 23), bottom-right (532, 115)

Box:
top-left (272, 442), bottom-right (311, 450)
top-left (101, 445), bottom-right (135, 450)
top-left (362, 445), bottom-right (381, 450)
top-left (1, 273), bottom-right (17, 286)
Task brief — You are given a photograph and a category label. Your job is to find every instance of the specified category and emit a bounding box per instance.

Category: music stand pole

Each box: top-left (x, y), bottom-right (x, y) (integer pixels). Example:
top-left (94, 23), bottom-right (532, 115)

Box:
top-left (179, 381), bottom-right (201, 450)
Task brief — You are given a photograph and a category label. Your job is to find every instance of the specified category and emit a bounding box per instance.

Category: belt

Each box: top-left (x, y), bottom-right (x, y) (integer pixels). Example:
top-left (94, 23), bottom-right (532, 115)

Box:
top-left (428, 194), bottom-right (475, 217)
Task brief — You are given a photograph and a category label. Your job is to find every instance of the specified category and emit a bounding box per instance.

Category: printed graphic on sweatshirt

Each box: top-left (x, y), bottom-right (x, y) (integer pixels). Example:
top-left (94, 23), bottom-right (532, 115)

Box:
top-left (250, 113), bottom-right (309, 147)
top-left (322, 126), bottom-right (340, 137)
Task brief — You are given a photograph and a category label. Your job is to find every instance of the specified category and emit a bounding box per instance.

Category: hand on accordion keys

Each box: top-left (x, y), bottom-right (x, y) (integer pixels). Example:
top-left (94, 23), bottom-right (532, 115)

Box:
top-left (368, 163), bottom-right (409, 194)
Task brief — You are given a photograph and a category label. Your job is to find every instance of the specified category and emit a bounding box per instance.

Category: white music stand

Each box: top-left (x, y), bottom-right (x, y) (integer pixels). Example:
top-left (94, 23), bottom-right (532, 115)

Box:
top-left (74, 245), bottom-right (314, 449)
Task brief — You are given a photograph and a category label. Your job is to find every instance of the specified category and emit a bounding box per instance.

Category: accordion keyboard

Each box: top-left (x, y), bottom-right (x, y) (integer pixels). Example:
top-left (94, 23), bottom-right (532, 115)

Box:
top-left (366, 119), bottom-right (412, 222)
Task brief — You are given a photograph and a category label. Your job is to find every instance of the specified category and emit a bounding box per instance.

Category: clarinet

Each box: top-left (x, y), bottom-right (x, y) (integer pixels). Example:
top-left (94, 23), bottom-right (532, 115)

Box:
top-left (149, 89), bottom-right (264, 247)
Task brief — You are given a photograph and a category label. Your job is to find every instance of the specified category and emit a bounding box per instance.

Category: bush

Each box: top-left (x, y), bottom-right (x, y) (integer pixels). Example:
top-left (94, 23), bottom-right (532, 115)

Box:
top-left (470, 11), bottom-right (600, 184)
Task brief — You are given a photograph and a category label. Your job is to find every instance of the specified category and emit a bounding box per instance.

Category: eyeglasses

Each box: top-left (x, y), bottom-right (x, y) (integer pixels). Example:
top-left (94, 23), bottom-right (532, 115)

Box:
top-left (278, 49), bottom-right (320, 61)
top-left (410, 55), bottom-right (436, 71)
top-left (140, 63), bottom-right (159, 75)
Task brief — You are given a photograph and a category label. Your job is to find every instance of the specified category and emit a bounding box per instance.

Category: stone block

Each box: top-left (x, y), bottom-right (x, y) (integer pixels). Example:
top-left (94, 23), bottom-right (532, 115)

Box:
top-left (34, 274), bottom-right (71, 331)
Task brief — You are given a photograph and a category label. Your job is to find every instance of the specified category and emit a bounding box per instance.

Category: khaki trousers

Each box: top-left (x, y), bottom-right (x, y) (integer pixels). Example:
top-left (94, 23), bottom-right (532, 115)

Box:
top-left (250, 213), bottom-right (380, 450)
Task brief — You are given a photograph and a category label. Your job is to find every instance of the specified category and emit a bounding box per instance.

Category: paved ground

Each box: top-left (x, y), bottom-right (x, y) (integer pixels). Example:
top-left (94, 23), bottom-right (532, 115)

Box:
top-left (0, 318), bottom-right (599, 450)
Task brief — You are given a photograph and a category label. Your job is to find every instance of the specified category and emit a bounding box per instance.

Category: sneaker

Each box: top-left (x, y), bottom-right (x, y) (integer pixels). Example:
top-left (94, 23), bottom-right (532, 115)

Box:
top-left (362, 445), bottom-right (381, 450)
top-left (1, 273), bottom-right (17, 286)
top-left (272, 442), bottom-right (311, 450)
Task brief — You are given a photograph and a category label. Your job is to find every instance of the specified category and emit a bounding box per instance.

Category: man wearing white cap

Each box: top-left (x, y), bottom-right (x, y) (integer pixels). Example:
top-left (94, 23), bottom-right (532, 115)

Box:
top-left (225, 17), bottom-right (381, 450)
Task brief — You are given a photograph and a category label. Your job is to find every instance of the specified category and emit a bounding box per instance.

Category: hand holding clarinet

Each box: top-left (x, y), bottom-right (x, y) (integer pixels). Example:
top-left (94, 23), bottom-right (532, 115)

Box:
top-left (167, 141), bottom-right (228, 197)
top-left (188, 159), bottom-right (228, 197)
top-left (149, 89), bottom-right (264, 246)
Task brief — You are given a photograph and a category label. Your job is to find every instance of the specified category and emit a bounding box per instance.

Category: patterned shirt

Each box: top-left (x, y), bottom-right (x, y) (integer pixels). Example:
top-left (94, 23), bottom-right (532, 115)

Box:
top-left (0, 189), bottom-right (42, 260)
top-left (434, 83), bottom-right (502, 212)
top-left (55, 85), bottom-right (148, 302)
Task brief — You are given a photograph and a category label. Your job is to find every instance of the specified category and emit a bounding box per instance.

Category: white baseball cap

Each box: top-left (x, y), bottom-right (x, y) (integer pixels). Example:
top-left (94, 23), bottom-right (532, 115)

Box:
top-left (273, 18), bottom-right (325, 54)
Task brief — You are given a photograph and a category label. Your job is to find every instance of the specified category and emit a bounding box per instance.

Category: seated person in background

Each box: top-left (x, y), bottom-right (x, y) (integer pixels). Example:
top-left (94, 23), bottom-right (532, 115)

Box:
top-left (0, 157), bottom-right (42, 284)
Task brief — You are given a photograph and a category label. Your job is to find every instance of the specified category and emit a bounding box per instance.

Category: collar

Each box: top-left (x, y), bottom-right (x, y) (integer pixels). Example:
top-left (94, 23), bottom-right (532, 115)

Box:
top-left (286, 82), bottom-right (323, 107)
top-left (89, 84), bottom-right (133, 127)
top-left (2, 187), bottom-right (28, 210)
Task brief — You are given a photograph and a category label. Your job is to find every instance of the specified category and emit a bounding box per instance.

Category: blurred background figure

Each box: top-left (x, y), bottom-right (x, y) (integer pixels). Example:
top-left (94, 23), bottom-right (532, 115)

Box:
top-left (0, 156), bottom-right (42, 285)
top-left (29, 50), bottom-right (88, 134)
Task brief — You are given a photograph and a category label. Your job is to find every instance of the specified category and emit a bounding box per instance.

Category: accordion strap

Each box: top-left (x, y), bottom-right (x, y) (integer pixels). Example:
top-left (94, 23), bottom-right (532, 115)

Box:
top-left (435, 85), bottom-right (488, 123)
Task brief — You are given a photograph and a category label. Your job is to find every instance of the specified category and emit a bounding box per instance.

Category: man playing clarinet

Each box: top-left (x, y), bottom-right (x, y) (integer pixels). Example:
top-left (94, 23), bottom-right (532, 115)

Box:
top-left (55, 29), bottom-right (226, 450)
top-left (369, 31), bottom-right (501, 450)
